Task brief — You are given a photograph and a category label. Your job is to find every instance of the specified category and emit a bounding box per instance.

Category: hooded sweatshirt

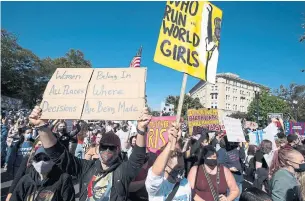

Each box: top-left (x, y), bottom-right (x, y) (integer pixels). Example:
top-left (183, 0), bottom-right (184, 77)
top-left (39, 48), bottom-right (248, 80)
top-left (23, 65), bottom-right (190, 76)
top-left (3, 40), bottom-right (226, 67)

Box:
top-left (45, 140), bottom-right (146, 201)
top-left (11, 165), bottom-right (75, 201)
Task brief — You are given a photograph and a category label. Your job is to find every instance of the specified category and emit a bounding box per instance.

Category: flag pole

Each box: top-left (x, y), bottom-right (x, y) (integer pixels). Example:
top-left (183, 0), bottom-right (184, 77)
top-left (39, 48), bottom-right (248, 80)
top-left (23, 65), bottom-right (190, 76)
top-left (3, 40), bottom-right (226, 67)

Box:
top-left (171, 72), bottom-right (188, 151)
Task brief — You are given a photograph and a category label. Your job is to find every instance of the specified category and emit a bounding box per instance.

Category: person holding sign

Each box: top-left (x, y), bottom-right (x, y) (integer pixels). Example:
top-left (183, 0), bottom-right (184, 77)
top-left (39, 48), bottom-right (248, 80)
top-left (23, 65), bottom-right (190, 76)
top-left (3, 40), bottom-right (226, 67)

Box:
top-left (145, 123), bottom-right (192, 201)
top-left (28, 106), bottom-right (151, 201)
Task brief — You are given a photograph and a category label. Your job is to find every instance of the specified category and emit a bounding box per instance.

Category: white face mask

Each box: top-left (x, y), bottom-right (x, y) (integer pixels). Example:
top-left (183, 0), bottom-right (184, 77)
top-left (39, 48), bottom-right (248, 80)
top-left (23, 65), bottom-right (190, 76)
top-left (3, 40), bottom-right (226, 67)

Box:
top-left (32, 161), bottom-right (55, 175)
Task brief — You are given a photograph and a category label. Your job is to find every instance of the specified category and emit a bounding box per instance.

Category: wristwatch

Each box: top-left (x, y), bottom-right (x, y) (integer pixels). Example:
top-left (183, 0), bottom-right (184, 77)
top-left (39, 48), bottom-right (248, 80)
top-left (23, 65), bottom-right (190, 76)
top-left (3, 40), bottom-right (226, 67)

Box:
top-left (137, 127), bottom-right (148, 135)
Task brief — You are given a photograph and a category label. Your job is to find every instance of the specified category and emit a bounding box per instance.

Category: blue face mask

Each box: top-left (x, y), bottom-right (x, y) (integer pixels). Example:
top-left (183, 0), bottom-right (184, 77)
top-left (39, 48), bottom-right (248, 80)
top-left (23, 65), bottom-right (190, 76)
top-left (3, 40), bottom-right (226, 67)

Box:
top-left (24, 133), bottom-right (32, 140)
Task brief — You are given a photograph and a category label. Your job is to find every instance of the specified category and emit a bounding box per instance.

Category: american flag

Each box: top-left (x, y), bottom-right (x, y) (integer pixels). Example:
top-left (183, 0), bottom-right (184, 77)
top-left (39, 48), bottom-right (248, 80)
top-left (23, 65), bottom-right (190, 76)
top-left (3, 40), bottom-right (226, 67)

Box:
top-left (129, 46), bottom-right (142, 68)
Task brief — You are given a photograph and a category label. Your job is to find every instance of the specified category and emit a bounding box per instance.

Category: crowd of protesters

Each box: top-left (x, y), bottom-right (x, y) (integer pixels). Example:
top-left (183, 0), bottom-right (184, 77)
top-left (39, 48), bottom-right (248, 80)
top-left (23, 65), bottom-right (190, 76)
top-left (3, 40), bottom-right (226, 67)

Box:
top-left (1, 106), bottom-right (305, 201)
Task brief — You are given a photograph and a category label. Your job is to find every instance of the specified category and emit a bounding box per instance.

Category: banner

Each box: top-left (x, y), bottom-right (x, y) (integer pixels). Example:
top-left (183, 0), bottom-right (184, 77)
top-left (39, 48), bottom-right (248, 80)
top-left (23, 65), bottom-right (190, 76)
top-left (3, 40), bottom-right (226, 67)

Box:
top-left (223, 117), bottom-right (246, 142)
top-left (41, 68), bottom-right (147, 120)
top-left (187, 108), bottom-right (220, 135)
top-left (285, 122), bottom-right (305, 135)
top-left (154, 1), bottom-right (223, 83)
top-left (147, 116), bottom-right (176, 153)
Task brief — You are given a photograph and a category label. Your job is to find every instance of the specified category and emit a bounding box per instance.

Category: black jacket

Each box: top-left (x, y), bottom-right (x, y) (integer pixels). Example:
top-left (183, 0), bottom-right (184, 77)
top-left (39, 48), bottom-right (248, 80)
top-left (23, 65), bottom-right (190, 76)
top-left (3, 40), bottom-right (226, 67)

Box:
top-left (45, 141), bottom-right (146, 201)
top-left (11, 165), bottom-right (75, 201)
top-left (54, 124), bottom-right (81, 149)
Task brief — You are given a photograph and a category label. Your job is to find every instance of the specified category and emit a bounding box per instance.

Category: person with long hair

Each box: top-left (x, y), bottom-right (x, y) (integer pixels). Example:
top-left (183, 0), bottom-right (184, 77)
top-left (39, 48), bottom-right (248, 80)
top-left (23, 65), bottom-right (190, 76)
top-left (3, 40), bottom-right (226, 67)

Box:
top-left (217, 136), bottom-right (245, 201)
top-left (52, 119), bottom-right (81, 149)
top-left (188, 145), bottom-right (239, 201)
top-left (84, 132), bottom-right (103, 160)
top-left (253, 139), bottom-right (272, 192)
top-left (74, 120), bottom-right (88, 159)
top-left (270, 148), bottom-right (305, 201)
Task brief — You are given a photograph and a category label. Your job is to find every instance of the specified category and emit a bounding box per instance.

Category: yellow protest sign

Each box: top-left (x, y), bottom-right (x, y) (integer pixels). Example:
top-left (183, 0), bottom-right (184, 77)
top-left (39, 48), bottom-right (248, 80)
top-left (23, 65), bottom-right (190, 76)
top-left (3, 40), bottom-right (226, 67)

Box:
top-left (187, 108), bottom-right (220, 135)
top-left (154, 1), bottom-right (222, 83)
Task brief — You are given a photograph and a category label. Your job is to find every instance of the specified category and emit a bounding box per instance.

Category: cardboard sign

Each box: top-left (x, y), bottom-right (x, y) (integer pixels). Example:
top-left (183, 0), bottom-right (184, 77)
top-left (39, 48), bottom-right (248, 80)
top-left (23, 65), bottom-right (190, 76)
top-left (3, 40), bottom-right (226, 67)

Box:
top-left (81, 99), bottom-right (144, 120)
top-left (187, 108), bottom-right (220, 135)
top-left (154, 1), bottom-right (223, 83)
top-left (41, 68), bottom-right (94, 119)
top-left (147, 116), bottom-right (176, 153)
top-left (40, 99), bottom-right (85, 119)
top-left (223, 117), bottom-right (246, 142)
top-left (41, 68), bottom-right (146, 120)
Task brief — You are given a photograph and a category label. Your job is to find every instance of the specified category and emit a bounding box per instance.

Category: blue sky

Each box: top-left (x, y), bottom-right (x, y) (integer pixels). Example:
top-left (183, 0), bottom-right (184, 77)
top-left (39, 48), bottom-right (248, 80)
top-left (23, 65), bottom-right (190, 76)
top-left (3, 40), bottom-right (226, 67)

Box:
top-left (2, 1), bottom-right (305, 110)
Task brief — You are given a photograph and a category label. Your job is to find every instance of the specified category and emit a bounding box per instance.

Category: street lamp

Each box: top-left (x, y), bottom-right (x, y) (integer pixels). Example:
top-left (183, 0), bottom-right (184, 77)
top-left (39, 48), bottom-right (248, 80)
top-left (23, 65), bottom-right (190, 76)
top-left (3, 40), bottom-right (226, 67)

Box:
top-left (254, 86), bottom-right (260, 125)
top-left (293, 100), bottom-right (298, 121)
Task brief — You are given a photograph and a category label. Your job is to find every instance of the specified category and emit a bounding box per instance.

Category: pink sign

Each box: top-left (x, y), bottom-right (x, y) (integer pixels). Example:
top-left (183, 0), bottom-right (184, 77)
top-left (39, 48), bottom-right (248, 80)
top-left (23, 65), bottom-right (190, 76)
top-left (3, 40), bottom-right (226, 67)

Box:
top-left (146, 116), bottom-right (176, 153)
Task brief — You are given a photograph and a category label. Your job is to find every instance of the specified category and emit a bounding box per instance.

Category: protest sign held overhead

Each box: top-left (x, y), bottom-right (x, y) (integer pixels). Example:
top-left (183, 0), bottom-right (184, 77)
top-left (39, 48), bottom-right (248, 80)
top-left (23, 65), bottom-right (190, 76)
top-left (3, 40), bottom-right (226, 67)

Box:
top-left (187, 108), bottom-right (220, 135)
top-left (223, 116), bottom-right (246, 142)
top-left (40, 68), bottom-right (94, 119)
top-left (40, 68), bottom-right (147, 120)
top-left (154, 1), bottom-right (223, 83)
top-left (147, 116), bottom-right (176, 153)
top-left (82, 68), bottom-right (146, 120)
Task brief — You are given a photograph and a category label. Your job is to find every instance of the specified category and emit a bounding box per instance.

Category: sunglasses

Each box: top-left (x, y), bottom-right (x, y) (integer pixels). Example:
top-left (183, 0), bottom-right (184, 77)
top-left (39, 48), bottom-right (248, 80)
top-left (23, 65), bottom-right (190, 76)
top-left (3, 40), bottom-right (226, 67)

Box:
top-left (100, 145), bottom-right (117, 151)
top-left (33, 153), bottom-right (50, 163)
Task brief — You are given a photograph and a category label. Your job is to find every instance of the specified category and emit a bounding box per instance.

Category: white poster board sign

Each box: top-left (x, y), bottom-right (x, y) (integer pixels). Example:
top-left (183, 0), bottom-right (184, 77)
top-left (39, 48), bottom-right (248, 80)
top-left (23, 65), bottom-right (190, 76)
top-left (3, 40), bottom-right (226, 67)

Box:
top-left (223, 117), bottom-right (246, 142)
top-left (263, 123), bottom-right (278, 150)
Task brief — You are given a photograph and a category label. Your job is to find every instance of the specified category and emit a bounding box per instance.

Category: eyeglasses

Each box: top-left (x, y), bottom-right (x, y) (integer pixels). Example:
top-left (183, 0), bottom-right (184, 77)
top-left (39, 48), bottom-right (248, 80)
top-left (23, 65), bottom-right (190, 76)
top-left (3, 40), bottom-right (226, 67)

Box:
top-left (100, 145), bottom-right (117, 151)
top-left (33, 154), bottom-right (50, 162)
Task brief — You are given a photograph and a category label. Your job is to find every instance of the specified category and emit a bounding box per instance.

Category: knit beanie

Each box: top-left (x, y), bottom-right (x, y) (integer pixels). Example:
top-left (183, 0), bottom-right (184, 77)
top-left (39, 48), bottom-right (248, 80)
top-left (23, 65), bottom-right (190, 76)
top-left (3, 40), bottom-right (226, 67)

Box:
top-left (99, 131), bottom-right (121, 149)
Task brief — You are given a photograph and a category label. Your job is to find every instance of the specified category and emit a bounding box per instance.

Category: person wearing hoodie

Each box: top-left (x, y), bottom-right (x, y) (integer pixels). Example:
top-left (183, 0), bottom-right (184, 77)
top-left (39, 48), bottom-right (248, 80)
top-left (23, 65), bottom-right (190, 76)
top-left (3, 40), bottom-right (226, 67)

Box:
top-left (10, 147), bottom-right (75, 201)
top-left (29, 106), bottom-right (150, 201)
top-left (6, 139), bottom-right (43, 201)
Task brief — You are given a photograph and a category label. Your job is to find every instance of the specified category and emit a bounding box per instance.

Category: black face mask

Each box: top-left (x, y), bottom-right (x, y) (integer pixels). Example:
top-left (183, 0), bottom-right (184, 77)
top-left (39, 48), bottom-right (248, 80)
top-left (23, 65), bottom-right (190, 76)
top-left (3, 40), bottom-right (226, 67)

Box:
top-left (295, 163), bottom-right (305, 172)
top-left (166, 167), bottom-right (185, 182)
top-left (205, 159), bottom-right (218, 168)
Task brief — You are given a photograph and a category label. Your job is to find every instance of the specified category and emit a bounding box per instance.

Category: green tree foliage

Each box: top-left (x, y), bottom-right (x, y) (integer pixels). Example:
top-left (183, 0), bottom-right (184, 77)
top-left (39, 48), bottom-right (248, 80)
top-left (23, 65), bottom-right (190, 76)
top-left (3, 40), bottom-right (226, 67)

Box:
top-left (1, 29), bottom-right (92, 108)
top-left (228, 112), bottom-right (248, 120)
top-left (165, 94), bottom-right (203, 119)
top-left (147, 107), bottom-right (161, 117)
top-left (247, 90), bottom-right (290, 125)
top-left (274, 83), bottom-right (305, 122)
